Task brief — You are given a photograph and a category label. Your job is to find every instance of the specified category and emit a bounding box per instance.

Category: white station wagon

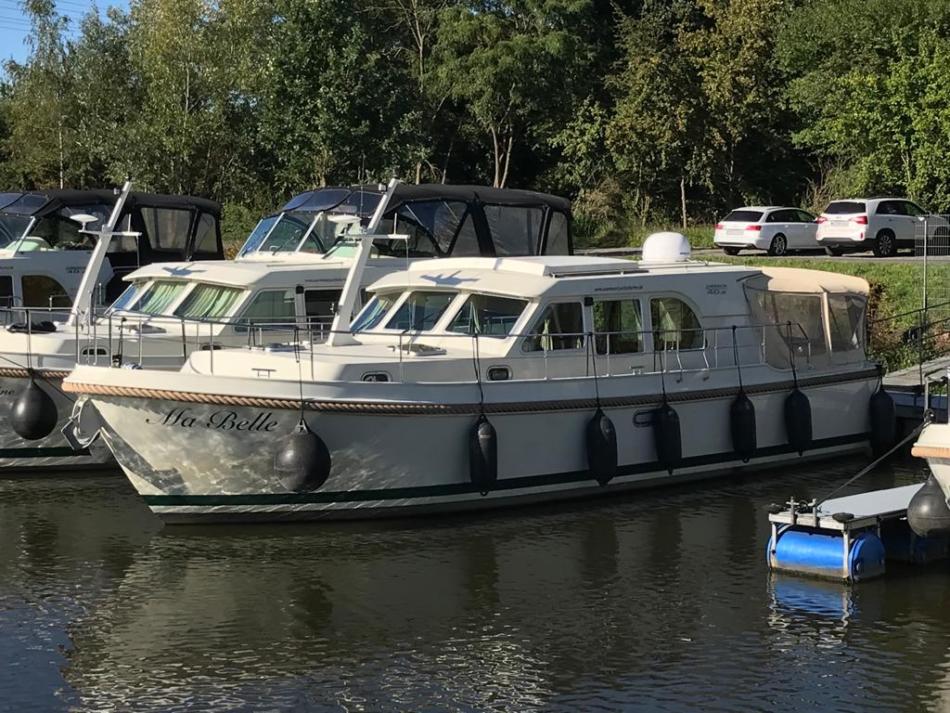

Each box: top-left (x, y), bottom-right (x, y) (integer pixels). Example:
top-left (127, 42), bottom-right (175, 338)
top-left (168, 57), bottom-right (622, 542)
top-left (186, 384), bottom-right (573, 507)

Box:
top-left (714, 206), bottom-right (818, 256)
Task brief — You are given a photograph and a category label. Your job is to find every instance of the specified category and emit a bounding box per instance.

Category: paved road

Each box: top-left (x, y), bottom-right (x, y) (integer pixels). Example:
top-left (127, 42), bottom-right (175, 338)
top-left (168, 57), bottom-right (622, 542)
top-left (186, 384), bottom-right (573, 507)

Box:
top-left (582, 246), bottom-right (950, 264)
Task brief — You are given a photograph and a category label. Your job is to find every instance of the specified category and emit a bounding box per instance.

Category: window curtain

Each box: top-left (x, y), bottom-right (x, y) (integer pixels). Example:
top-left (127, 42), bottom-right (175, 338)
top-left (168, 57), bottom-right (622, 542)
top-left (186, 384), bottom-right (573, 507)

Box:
top-left (136, 282), bottom-right (185, 315)
top-left (175, 285), bottom-right (242, 320)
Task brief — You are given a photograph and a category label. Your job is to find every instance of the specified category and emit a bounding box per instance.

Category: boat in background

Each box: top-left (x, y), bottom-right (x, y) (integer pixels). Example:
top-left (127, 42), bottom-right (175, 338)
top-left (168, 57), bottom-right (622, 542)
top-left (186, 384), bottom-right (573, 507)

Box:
top-left (0, 183), bottom-right (222, 311)
top-left (0, 181), bottom-right (574, 469)
top-left (65, 232), bottom-right (883, 523)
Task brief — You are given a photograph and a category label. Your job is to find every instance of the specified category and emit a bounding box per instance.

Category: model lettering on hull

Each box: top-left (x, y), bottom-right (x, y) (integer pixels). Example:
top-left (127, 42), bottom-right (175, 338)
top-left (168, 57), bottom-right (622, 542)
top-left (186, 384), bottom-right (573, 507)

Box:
top-left (157, 408), bottom-right (279, 432)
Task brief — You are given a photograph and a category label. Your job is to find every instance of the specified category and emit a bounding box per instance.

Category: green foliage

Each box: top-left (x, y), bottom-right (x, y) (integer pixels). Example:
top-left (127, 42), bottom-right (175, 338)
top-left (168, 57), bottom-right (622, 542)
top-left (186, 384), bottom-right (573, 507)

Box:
top-left (2, 0), bottom-right (950, 235)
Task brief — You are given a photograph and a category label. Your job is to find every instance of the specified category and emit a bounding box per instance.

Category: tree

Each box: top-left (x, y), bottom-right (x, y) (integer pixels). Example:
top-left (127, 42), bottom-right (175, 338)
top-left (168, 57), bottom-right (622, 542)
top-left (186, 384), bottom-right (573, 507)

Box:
top-left (433, 0), bottom-right (593, 187)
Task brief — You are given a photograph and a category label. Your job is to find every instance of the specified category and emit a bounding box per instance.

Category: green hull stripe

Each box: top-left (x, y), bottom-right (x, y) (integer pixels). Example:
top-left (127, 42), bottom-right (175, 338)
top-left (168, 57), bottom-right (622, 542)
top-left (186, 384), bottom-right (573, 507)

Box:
top-left (143, 432), bottom-right (868, 508)
top-left (0, 446), bottom-right (90, 459)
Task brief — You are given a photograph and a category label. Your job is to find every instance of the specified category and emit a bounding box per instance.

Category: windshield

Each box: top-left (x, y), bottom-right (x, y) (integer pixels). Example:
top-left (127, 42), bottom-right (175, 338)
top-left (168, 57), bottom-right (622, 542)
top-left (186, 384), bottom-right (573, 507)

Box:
top-left (447, 294), bottom-right (527, 336)
top-left (173, 284), bottom-right (244, 320)
top-left (107, 282), bottom-right (144, 313)
top-left (351, 294), bottom-right (398, 332)
top-left (238, 212), bottom-right (326, 256)
top-left (385, 291), bottom-right (456, 331)
top-left (0, 214), bottom-right (32, 248)
top-left (131, 281), bottom-right (188, 315)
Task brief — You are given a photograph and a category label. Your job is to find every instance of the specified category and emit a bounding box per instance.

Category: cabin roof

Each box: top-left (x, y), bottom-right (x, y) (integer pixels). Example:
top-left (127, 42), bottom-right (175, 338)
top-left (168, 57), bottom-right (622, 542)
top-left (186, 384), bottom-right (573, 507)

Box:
top-left (368, 256), bottom-right (761, 299)
top-left (124, 257), bottom-right (359, 289)
top-left (0, 189), bottom-right (221, 217)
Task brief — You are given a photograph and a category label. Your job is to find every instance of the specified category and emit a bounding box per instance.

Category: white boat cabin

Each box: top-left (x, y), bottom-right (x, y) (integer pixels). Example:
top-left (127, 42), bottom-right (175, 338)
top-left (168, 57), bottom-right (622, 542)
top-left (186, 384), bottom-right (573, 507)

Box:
top-left (188, 247), bottom-right (870, 385)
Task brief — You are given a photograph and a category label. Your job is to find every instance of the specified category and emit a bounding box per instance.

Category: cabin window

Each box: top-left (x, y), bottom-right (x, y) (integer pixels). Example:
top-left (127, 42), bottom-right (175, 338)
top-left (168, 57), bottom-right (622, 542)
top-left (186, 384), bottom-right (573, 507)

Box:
top-left (485, 205), bottom-right (543, 256)
top-left (132, 280), bottom-right (187, 314)
top-left (650, 297), bottom-right (703, 350)
top-left (545, 212), bottom-right (570, 255)
top-left (593, 299), bottom-right (643, 354)
top-left (0, 275), bottom-right (13, 307)
top-left (828, 294), bottom-right (866, 353)
top-left (447, 294), bottom-right (527, 337)
top-left (21, 275), bottom-right (71, 308)
top-left (239, 289), bottom-right (296, 324)
top-left (140, 207), bottom-right (193, 252)
top-left (173, 284), bottom-right (243, 320)
top-left (522, 302), bottom-right (584, 352)
top-left (385, 291), bottom-right (455, 331)
top-left (352, 294), bottom-right (398, 332)
top-left (305, 289), bottom-right (341, 324)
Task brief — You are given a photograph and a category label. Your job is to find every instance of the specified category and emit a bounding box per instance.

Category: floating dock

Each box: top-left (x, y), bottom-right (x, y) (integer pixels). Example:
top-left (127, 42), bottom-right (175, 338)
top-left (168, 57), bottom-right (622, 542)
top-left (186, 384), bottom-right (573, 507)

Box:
top-left (768, 485), bottom-right (950, 582)
top-left (884, 358), bottom-right (948, 427)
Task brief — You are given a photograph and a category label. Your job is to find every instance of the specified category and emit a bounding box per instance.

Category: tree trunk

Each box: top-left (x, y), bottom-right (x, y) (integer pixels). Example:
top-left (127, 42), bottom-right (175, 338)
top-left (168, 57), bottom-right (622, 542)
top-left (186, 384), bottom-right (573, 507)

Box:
top-left (680, 177), bottom-right (688, 230)
top-left (490, 126), bottom-right (501, 187)
top-left (499, 132), bottom-right (513, 189)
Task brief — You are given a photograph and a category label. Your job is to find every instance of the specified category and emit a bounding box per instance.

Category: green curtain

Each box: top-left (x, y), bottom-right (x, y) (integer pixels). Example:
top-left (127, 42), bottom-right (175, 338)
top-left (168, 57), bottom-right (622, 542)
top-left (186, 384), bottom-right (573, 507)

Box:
top-left (175, 285), bottom-right (243, 319)
top-left (136, 281), bottom-right (186, 315)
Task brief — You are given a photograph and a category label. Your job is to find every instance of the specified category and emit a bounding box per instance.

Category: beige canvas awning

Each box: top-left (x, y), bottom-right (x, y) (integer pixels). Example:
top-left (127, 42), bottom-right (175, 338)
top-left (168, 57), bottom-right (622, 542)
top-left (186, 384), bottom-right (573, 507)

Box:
top-left (742, 267), bottom-right (869, 296)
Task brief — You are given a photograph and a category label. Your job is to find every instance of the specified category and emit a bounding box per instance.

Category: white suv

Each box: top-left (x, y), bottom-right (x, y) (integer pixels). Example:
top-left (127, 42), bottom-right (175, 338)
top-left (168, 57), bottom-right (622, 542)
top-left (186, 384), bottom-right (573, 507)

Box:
top-left (816, 198), bottom-right (948, 257)
top-left (714, 206), bottom-right (818, 256)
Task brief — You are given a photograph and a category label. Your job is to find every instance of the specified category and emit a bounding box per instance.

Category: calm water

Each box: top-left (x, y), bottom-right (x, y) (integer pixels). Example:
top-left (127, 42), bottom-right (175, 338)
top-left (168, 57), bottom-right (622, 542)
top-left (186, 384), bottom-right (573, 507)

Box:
top-left (1, 458), bottom-right (948, 712)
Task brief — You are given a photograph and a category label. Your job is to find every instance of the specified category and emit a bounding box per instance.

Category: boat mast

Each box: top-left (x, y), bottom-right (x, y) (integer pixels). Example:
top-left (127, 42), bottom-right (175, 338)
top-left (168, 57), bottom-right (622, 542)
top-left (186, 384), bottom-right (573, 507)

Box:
top-left (325, 178), bottom-right (400, 347)
top-left (66, 180), bottom-right (134, 328)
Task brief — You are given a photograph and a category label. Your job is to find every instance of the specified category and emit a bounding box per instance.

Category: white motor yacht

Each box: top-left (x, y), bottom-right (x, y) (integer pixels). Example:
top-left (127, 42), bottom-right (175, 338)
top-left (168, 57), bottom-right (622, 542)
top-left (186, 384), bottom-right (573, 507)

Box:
top-left (64, 232), bottom-right (882, 523)
top-left (0, 183), bottom-right (222, 310)
top-left (0, 182), bottom-right (573, 468)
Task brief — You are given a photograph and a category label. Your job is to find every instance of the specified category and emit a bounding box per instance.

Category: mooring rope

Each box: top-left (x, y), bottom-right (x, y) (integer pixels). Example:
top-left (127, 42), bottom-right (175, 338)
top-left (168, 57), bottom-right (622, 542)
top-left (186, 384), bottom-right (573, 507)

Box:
top-left (815, 416), bottom-right (931, 508)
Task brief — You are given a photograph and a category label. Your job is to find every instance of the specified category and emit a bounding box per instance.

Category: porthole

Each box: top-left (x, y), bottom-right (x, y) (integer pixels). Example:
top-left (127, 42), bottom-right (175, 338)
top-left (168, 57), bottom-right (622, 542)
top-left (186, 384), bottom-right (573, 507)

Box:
top-left (487, 366), bottom-right (511, 381)
top-left (362, 372), bottom-right (391, 382)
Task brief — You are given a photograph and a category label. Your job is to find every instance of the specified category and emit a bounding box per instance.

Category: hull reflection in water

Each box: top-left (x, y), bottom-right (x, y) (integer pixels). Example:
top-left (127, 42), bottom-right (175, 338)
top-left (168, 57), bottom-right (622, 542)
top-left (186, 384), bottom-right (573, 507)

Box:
top-left (0, 459), bottom-right (928, 711)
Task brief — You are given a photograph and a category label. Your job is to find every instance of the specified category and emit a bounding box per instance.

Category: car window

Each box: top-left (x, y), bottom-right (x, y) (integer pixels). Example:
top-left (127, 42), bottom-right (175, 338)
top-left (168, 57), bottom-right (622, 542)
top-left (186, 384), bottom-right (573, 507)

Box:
top-left (797, 210), bottom-right (815, 222)
top-left (723, 210), bottom-right (763, 223)
top-left (904, 202), bottom-right (926, 217)
top-left (825, 201), bottom-right (866, 214)
top-left (876, 201), bottom-right (898, 215)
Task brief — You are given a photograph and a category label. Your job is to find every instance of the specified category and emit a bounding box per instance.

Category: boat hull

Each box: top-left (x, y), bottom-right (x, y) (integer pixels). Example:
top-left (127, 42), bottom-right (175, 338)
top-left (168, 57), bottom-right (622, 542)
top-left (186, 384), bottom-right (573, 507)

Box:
top-left (81, 372), bottom-right (877, 523)
top-left (0, 372), bottom-right (114, 471)
top-left (913, 423), bottom-right (950, 499)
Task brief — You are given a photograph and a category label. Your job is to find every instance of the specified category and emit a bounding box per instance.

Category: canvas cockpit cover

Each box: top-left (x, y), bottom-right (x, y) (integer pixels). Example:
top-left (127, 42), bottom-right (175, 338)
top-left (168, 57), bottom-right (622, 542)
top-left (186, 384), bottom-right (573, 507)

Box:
top-left (743, 267), bottom-right (869, 368)
top-left (0, 189), bottom-right (223, 261)
top-left (273, 184), bottom-right (572, 258)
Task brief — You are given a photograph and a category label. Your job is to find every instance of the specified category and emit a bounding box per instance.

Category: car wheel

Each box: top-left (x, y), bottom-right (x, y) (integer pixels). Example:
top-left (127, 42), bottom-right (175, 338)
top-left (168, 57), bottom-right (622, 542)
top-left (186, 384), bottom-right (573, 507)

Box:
top-left (824, 246), bottom-right (844, 257)
top-left (767, 234), bottom-right (788, 257)
top-left (873, 230), bottom-right (897, 257)
top-left (722, 247), bottom-right (740, 256)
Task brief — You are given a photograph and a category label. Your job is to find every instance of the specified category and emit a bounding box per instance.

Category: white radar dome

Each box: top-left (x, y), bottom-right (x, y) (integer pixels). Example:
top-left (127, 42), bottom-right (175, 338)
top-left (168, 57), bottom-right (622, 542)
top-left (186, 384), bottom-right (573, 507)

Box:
top-left (640, 232), bottom-right (691, 263)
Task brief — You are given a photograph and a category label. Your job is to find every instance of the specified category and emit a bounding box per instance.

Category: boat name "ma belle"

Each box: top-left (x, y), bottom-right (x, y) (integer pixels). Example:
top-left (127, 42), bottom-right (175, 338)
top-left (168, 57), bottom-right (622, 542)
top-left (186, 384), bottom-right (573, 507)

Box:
top-left (154, 408), bottom-right (279, 432)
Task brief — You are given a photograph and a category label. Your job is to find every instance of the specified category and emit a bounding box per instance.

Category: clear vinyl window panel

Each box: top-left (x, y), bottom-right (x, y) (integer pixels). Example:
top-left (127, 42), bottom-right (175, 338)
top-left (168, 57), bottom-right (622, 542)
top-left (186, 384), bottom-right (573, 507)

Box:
top-left (239, 290), bottom-right (296, 323)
